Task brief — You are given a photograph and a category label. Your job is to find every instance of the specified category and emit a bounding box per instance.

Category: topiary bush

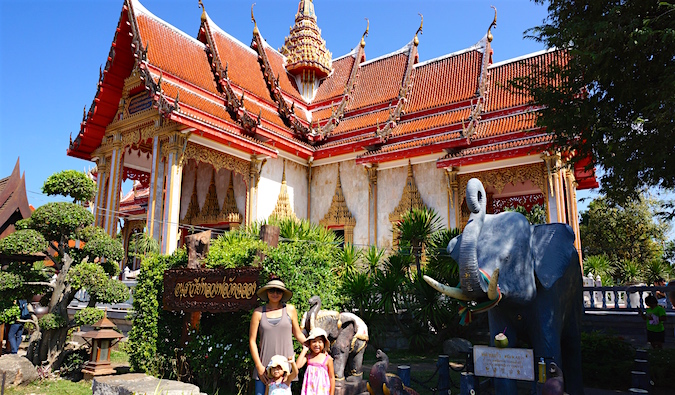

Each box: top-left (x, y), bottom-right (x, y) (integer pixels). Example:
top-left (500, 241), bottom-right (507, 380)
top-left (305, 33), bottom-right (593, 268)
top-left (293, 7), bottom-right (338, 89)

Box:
top-left (73, 307), bottom-right (105, 327)
top-left (0, 305), bottom-right (20, 324)
top-left (204, 231), bottom-right (267, 268)
top-left (39, 313), bottom-right (68, 331)
top-left (0, 229), bottom-right (47, 255)
top-left (580, 331), bottom-right (634, 389)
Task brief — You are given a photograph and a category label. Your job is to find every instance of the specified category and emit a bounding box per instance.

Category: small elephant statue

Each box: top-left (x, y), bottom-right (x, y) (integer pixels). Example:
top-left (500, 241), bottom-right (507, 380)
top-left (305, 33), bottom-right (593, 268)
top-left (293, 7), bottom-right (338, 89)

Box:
top-left (424, 178), bottom-right (584, 395)
top-left (301, 296), bottom-right (369, 382)
top-left (367, 350), bottom-right (418, 395)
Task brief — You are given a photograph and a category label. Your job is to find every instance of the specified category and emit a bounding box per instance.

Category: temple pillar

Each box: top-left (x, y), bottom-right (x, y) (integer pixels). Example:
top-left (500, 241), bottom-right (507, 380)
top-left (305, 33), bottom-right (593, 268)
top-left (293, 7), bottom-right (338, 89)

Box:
top-left (565, 170), bottom-right (582, 259)
top-left (93, 157), bottom-right (109, 228)
top-left (147, 135), bottom-right (166, 241)
top-left (307, 159), bottom-right (313, 220)
top-left (104, 134), bottom-right (124, 236)
top-left (160, 133), bottom-right (187, 254)
top-left (247, 155), bottom-right (260, 225)
top-left (445, 167), bottom-right (459, 229)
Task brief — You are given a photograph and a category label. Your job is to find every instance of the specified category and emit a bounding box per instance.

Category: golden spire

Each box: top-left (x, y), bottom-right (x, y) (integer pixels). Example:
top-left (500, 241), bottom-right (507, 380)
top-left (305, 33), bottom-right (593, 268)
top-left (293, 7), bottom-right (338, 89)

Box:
top-left (487, 6), bottom-right (497, 43)
top-left (199, 0), bottom-right (206, 23)
top-left (251, 3), bottom-right (259, 34)
top-left (281, 0), bottom-right (332, 79)
top-left (360, 18), bottom-right (369, 48)
top-left (414, 14), bottom-right (423, 46)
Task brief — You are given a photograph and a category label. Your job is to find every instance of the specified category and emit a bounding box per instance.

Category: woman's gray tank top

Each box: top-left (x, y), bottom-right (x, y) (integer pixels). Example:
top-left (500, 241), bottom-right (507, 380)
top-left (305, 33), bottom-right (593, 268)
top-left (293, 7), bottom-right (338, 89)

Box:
top-left (255, 305), bottom-right (295, 379)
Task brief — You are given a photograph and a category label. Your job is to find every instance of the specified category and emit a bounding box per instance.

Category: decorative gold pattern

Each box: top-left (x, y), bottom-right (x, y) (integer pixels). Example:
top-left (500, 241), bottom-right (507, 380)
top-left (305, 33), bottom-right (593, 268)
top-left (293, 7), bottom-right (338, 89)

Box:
top-left (182, 142), bottom-right (249, 178)
top-left (271, 160), bottom-right (297, 220)
top-left (388, 161), bottom-right (428, 224)
top-left (457, 163), bottom-right (547, 227)
top-left (220, 173), bottom-right (243, 223)
top-left (280, 0), bottom-right (332, 78)
top-left (319, 164), bottom-right (355, 243)
top-left (195, 170), bottom-right (222, 224)
top-left (182, 178), bottom-right (201, 223)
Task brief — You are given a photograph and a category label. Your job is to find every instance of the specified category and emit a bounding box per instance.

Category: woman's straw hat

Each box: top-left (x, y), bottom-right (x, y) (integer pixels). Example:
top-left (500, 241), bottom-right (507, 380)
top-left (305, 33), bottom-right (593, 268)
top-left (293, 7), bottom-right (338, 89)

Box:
top-left (256, 279), bottom-right (293, 302)
top-left (266, 355), bottom-right (290, 377)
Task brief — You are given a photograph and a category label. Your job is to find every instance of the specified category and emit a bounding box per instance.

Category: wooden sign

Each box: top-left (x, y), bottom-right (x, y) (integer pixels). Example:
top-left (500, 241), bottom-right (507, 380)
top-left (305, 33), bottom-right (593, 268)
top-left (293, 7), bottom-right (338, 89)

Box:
top-left (473, 345), bottom-right (534, 381)
top-left (163, 267), bottom-right (260, 313)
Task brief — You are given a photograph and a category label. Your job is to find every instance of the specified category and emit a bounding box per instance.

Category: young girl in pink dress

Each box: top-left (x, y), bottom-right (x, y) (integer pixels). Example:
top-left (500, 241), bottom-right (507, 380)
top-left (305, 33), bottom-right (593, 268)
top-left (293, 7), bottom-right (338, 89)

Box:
top-left (297, 328), bottom-right (335, 395)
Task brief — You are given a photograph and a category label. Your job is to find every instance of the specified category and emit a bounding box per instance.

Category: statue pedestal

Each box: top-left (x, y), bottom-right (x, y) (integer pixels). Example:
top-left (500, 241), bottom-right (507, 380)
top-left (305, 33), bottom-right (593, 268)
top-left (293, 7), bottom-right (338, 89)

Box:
top-left (335, 376), bottom-right (367, 395)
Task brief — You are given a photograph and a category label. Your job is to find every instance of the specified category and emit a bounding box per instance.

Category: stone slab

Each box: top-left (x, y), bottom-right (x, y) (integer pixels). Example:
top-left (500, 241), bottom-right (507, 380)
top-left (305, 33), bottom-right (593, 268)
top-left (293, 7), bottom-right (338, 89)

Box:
top-left (0, 354), bottom-right (38, 386)
top-left (92, 373), bottom-right (205, 395)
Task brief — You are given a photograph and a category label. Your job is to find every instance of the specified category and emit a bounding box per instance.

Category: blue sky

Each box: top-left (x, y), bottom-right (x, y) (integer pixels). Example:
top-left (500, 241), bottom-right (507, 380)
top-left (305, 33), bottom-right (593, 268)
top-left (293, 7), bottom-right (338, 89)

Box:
top-left (1, 0), bottom-right (605, 213)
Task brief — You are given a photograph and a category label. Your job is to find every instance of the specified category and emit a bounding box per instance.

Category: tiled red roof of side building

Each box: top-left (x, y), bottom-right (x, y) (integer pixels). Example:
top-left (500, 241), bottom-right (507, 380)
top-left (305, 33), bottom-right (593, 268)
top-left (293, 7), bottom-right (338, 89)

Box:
top-left (316, 132), bottom-right (373, 150)
top-left (135, 12), bottom-right (219, 95)
top-left (345, 53), bottom-right (408, 111)
top-left (328, 109), bottom-right (391, 137)
top-left (357, 130), bottom-right (463, 158)
top-left (406, 50), bottom-right (482, 112)
top-left (263, 44), bottom-right (305, 103)
top-left (209, 26), bottom-right (275, 104)
top-left (313, 55), bottom-right (356, 104)
top-left (310, 107), bottom-right (335, 123)
top-left (472, 112), bottom-right (540, 140)
top-left (390, 107), bottom-right (471, 138)
top-left (485, 49), bottom-right (567, 112)
top-left (443, 134), bottom-right (553, 158)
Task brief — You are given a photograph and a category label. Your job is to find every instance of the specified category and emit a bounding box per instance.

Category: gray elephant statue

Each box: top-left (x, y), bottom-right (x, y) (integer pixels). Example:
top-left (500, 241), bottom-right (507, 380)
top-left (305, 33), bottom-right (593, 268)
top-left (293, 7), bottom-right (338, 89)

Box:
top-left (301, 296), bottom-right (369, 383)
top-left (424, 178), bottom-right (584, 395)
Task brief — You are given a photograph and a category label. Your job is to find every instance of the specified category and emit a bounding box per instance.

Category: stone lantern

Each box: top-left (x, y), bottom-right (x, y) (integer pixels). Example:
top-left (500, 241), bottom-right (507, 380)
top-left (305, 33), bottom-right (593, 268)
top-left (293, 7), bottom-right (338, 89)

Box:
top-left (81, 312), bottom-right (123, 378)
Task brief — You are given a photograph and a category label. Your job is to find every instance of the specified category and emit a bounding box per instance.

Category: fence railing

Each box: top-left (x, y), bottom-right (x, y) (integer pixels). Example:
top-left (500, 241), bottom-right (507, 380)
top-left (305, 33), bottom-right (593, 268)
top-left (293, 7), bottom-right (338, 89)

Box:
top-left (68, 280), bottom-right (137, 312)
top-left (583, 283), bottom-right (675, 312)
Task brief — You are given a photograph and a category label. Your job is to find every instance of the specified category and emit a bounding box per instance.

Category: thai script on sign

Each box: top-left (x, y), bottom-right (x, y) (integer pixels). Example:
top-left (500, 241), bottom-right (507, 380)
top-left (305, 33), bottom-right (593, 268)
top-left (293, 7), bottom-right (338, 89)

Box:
top-left (473, 345), bottom-right (534, 381)
top-left (163, 267), bottom-right (260, 313)
top-left (174, 277), bottom-right (257, 300)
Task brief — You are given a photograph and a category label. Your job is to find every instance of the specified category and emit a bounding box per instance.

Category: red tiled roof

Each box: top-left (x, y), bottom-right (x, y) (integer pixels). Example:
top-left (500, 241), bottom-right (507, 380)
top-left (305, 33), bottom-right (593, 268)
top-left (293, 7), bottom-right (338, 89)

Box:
top-left (329, 109), bottom-right (390, 137)
top-left (407, 50), bottom-right (482, 112)
top-left (485, 49), bottom-right (566, 112)
top-left (313, 55), bottom-right (355, 104)
top-left (356, 130), bottom-right (462, 161)
top-left (441, 133), bottom-right (552, 160)
top-left (135, 11), bottom-right (218, 95)
top-left (473, 112), bottom-right (539, 140)
top-left (345, 53), bottom-right (407, 111)
top-left (391, 108), bottom-right (470, 138)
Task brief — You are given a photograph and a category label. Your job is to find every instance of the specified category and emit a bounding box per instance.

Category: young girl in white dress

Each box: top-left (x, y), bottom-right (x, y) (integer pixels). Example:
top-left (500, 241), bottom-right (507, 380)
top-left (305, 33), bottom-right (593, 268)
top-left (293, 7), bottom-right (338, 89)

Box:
top-left (266, 355), bottom-right (298, 395)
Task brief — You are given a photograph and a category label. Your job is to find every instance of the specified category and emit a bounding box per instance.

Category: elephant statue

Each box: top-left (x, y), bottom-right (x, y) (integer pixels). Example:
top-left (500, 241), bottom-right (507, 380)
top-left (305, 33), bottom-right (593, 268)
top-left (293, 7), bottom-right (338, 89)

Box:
top-left (301, 296), bottom-right (369, 383)
top-left (424, 178), bottom-right (584, 395)
top-left (367, 350), bottom-right (418, 395)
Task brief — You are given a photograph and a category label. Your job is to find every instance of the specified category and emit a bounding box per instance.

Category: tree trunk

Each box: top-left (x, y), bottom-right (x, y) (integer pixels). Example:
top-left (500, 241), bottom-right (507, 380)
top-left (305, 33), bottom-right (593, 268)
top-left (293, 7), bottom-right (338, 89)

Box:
top-left (38, 327), bottom-right (69, 369)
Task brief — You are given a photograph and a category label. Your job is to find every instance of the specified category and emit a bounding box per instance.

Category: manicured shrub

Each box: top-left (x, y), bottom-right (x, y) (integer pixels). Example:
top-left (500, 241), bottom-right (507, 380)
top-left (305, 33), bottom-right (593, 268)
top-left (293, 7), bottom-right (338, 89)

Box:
top-left (73, 307), bottom-right (105, 326)
top-left (580, 331), bottom-right (634, 389)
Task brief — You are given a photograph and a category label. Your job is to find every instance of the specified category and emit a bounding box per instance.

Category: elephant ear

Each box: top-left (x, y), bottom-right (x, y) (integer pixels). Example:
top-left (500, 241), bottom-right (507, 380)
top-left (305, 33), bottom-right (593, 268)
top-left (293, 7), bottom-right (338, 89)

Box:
top-left (531, 223), bottom-right (576, 289)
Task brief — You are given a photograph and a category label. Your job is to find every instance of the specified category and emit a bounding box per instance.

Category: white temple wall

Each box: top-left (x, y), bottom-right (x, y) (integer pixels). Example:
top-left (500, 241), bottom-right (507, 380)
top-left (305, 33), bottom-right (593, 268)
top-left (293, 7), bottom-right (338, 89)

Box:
top-left (414, 161), bottom-right (450, 228)
top-left (310, 160), bottom-right (369, 246)
top-left (179, 160), bottom-right (247, 221)
top-left (256, 157), bottom-right (308, 220)
top-left (377, 165), bottom-right (406, 249)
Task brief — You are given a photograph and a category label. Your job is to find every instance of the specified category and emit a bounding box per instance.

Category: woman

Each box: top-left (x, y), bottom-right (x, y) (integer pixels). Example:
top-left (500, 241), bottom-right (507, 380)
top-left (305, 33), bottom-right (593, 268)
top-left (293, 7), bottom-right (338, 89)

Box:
top-left (249, 277), bottom-right (307, 395)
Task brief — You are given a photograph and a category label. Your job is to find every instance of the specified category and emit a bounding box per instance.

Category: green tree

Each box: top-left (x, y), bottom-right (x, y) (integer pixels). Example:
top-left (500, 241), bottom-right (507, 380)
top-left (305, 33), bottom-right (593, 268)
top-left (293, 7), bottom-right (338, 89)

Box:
top-left (520, 1), bottom-right (675, 215)
top-left (580, 196), bottom-right (669, 267)
top-left (42, 169), bottom-right (96, 204)
top-left (395, 207), bottom-right (444, 274)
top-left (0, 170), bottom-right (125, 369)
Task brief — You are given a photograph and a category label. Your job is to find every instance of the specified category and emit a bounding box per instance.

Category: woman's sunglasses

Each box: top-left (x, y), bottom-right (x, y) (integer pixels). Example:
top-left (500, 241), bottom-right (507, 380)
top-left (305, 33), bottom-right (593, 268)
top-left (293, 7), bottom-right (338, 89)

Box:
top-left (268, 288), bottom-right (284, 294)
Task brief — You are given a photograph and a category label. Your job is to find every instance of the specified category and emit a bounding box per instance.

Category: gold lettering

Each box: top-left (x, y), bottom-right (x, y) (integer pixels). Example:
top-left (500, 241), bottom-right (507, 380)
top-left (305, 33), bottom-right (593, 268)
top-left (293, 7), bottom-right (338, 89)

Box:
top-left (171, 276), bottom-right (257, 301)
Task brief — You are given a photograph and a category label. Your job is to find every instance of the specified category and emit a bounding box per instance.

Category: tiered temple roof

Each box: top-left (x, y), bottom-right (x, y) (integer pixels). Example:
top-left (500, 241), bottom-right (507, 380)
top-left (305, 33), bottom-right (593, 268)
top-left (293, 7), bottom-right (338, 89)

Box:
top-left (0, 159), bottom-right (32, 239)
top-left (68, 0), bottom-right (596, 189)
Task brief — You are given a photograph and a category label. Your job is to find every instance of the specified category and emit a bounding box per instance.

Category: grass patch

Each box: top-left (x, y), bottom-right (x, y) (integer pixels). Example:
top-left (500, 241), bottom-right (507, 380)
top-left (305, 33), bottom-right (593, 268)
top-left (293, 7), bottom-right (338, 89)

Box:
top-left (110, 349), bottom-right (129, 365)
top-left (3, 378), bottom-right (91, 395)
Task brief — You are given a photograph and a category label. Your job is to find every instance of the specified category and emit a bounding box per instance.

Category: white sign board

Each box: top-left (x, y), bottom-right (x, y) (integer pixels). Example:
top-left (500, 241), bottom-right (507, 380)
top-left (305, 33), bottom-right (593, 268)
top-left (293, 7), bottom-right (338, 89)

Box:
top-left (473, 346), bottom-right (534, 381)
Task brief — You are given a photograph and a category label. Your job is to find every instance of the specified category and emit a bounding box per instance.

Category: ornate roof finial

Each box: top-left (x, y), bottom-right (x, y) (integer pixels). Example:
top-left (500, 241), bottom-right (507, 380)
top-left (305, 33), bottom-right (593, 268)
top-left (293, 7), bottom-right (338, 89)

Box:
top-left (251, 3), bottom-right (259, 34)
top-left (199, 0), bottom-right (206, 23)
top-left (487, 5), bottom-right (497, 43)
top-left (360, 18), bottom-right (369, 48)
top-left (281, 0), bottom-right (332, 80)
top-left (414, 13), bottom-right (423, 46)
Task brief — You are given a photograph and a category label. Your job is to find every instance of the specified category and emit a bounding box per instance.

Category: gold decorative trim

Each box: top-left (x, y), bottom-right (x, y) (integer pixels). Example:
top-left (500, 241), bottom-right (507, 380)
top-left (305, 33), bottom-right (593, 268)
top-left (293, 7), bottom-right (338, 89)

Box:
top-left (271, 160), bottom-right (297, 221)
top-left (319, 164), bottom-right (355, 243)
top-left (388, 161), bottom-right (427, 224)
top-left (182, 177), bottom-right (201, 224)
top-left (182, 142), bottom-right (249, 178)
top-left (220, 173), bottom-right (242, 224)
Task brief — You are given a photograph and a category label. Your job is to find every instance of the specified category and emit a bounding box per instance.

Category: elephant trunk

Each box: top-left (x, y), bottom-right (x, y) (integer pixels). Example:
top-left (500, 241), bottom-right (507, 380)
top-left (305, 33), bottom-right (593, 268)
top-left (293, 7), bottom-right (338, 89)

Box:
top-left (304, 296), bottom-right (322, 334)
top-left (458, 178), bottom-right (488, 300)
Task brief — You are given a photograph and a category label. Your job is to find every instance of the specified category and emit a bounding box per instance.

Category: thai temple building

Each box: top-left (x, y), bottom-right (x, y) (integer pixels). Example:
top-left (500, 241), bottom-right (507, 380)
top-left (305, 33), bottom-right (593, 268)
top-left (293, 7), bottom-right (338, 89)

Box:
top-left (67, 0), bottom-right (597, 261)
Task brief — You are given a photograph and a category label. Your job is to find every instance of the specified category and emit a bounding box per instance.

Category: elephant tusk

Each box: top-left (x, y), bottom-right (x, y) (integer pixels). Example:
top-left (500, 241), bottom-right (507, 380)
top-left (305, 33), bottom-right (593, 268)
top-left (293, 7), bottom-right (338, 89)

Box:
top-left (367, 382), bottom-right (374, 395)
top-left (383, 383), bottom-right (391, 395)
top-left (487, 269), bottom-right (500, 301)
top-left (423, 275), bottom-right (473, 301)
